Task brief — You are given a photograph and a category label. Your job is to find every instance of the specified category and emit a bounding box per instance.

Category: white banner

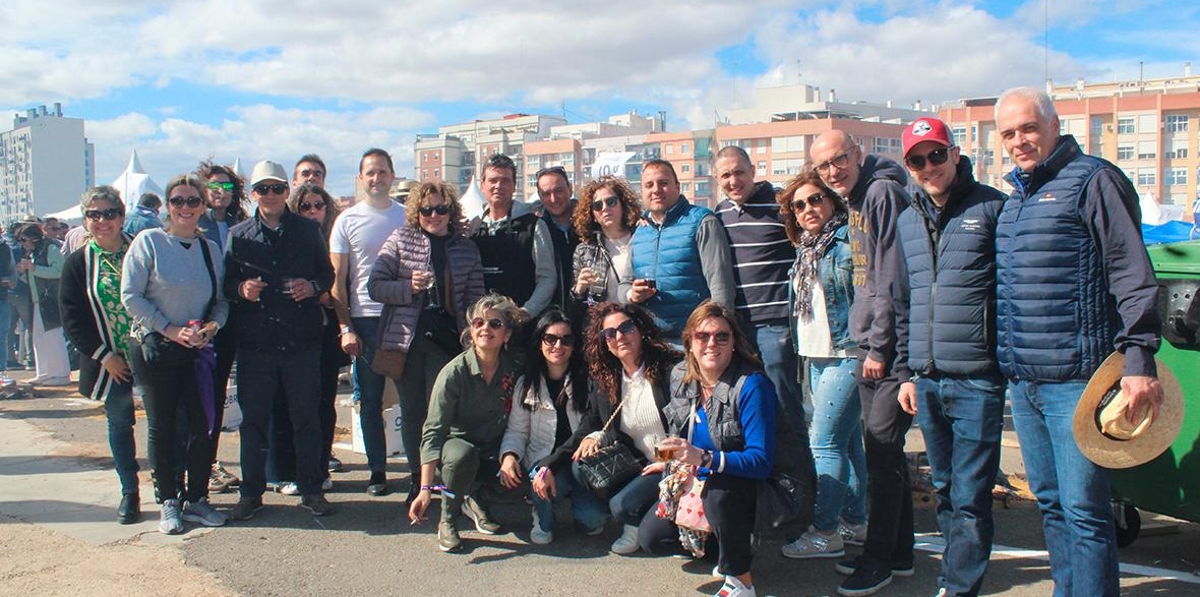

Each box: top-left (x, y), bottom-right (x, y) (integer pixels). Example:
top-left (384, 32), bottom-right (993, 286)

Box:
top-left (591, 152), bottom-right (636, 179)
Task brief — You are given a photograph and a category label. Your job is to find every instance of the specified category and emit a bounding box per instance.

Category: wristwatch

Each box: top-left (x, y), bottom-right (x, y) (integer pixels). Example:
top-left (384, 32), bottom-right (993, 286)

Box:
top-left (310, 279), bottom-right (323, 295)
top-left (339, 324), bottom-right (352, 335)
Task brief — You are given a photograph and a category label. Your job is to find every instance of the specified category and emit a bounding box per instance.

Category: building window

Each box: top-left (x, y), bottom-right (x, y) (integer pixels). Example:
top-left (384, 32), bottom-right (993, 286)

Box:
top-left (1165, 167), bottom-right (1187, 186)
top-left (1117, 145), bottom-right (1134, 160)
top-left (951, 126), bottom-right (967, 143)
top-left (772, 158), bottom-right (804, 176)
top-left (422, 153), bottom-right (428, 162)
top-left (1117, 118), bottom-right (1135, 134)
top-left (434, 152), bottom-right (440, 160)
top-left (757, 161), bottom-right (767, 175)
top-left (695, 163), bottom-right (710, 176)
top-left (681, 164), bottom-right (691, 173)
top-left (526, 174), bottom-right (537, 186)
top-left (1166, 114), bottom-right (1189, 133)
top-left (681, 143), bottom-right (690, 153)
top-left (1136, 168), bottom-right (1155, 186)
top-left (681, 182), bottom-right (691, 193)
top-left (770, 136), bottom-right (805, 153)
top-left (695, 181), bottom-right (710, 196)
top-left (1137, 140), bottom-right (1156, 160)
top-left (665, 144), bottom-right (674, 154)
top-left (433, 169), bottom-right (439, 179)
top-left (1167, 146), bottom-right (1189, 159)
top-left (756, 143), bottom-right (766, 154)
top-left (1090, 117), bottom-right (1104, 135)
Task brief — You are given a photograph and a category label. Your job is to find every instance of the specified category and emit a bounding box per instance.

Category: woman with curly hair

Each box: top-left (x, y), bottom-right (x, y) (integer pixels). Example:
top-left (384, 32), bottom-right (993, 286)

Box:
top-left (567, 301), bottom-right (681, 554)
top-left (568, 177), bottom-right (641, 315)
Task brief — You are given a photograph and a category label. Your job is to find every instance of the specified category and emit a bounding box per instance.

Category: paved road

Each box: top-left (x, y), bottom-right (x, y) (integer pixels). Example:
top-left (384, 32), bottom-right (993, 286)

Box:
top-left (1, 371), bottom-right (1197, 597)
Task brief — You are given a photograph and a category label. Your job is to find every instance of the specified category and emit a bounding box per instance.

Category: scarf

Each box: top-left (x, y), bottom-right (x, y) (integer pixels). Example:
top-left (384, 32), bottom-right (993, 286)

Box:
top-left (794, 211), bottom-right (847, 322)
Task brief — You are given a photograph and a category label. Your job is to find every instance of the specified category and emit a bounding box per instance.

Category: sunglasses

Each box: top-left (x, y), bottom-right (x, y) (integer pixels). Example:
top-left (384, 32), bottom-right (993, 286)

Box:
top-left (168, 196), bottom-right (204, 208)
top-left (814, 150), bottom-right (854, 174)
top-left (590, 195), bottom-right (619, 211)
top-left (299, 200), bottom-right (326, 212)
top-left (600, 318), bottom-right (638, 341)
top-left (791, 192), bottom-right (826, 211)
top-left (207, 181), bottom-right (234, 192)
top-left (419, 204), bottom-right (451, 216)
top-left (536, 165), bottom-right (567, 179)
top-left (471, 317), bottom-right (506, 330)
top-left (541, 332), bottom-right (574, 347)
top-left (252, 183), bottom-right (289, 196)
top-left (904, 146), bottom-right (953, 171)
top-left (692, 331), bottom-right (732, 346)
top-left (85, 208), bottom-right (124, 221)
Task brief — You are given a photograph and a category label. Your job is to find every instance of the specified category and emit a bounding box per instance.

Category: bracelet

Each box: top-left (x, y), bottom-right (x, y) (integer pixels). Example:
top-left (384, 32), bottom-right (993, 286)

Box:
top-left (700, 450), bottom-right (713, 468)
top-left (419, 484), bottom-right (446, 492)
top-left (339, 324), bottom-right (352, 335)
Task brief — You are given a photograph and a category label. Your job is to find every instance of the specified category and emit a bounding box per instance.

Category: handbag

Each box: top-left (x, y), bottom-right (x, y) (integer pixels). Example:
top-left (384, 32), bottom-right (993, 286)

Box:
top-left (755, 472), bottom-right (812, 530)
top-left (371, 347), bottom-right (408, 378)
top-left (673, 399), bottom-right (711, 533)
top-left (423, 263), bottom-right (462, 355)
top-left (577, 399), bottom-right (642, 500)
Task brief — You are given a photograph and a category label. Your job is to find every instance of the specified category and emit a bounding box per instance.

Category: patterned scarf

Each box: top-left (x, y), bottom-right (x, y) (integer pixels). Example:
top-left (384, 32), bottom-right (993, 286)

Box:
top-left (794, 211), bottom-right (847, 322)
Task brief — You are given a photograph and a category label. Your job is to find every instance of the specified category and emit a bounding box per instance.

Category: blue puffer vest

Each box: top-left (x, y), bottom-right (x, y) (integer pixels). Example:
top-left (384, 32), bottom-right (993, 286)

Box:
top-left (996, 136), bottom-right (1119, 381)
top-left (899, 158), bottom-right (1004, 377)
top-left (631, 197), bottom-right (711, 337)
top-left (789, 225), bottom-right (855, 352)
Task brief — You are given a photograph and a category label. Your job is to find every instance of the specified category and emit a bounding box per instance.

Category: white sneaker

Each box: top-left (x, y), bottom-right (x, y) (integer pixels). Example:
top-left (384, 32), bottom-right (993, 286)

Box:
top-left (182, 497), bottom-right (228, 527)
top-left (781, 529), bottom-right (845, 559)
top-left (321, 477), bottom-right (333, 491)
top-left (610, 524), bottom-right (640, 554)
top-left (715, 575), bottom-right (756, 597)
top-left (839, 520), bottom-right (868, 546)
top-left (529, 507), bottom-right (553, 545)
top-left (159, 499), bottom-right (184, 535)
top-left (277, 481), bottom-right (300, 496)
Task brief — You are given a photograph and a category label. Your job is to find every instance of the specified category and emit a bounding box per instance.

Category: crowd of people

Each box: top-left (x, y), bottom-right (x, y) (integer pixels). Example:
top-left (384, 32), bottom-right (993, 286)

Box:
top-left (34, 85), bottom-right (1166, 597)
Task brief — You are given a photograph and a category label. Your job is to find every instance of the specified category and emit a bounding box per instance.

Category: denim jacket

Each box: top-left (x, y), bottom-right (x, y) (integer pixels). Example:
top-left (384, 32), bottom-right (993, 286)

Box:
top-left (789, 224), bottom-right (855, 353)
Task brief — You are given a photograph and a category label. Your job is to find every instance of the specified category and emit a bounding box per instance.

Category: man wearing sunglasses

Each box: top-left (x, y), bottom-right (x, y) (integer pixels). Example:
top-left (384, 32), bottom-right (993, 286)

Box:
top-left (123, 192), bottom-right (163, 238)
top-left (891, 117), bottom-right (1006, 597)
top-left (468, 154), bottom-right (556, 321)
top-left (809, 129), bottom-right (912, 597)
top-left (535, 166), bottom-right (580, 311)
top-left (224, 160), bottom-right (336, 519)
top-left (994, 87), bottom-right (1161, 597)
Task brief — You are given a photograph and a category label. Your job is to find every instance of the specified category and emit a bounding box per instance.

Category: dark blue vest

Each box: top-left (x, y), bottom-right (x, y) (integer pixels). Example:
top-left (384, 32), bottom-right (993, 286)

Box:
top-left (631, 198), bottom-right (711, 337)
top-left (995, 136), bottom-right (1119, 381)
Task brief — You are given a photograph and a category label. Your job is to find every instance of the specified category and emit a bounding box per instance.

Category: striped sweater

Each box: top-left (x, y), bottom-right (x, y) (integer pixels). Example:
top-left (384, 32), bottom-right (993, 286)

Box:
top-left (715, 181), bottom-right (792, 324)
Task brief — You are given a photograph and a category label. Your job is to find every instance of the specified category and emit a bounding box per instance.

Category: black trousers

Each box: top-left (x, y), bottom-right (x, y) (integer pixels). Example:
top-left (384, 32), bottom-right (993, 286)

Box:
top-left (268, 322), bottom-right (341, 482)
top-left (129, 337), bottom-right (213, 504)
top-left (856, 361), bottom-right (915, 569)
top-left (209, 322), bottom-right (237, 456)
top-left (639, 473), bottom-right (759, 576)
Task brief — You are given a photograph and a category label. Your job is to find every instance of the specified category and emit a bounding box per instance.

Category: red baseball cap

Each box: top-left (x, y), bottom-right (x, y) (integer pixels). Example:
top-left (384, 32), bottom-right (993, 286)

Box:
top-left (902, 117), bottom-right (954, 157)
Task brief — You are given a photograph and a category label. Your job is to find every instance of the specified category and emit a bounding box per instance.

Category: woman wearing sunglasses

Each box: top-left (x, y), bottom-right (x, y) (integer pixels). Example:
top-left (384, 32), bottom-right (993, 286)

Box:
top-left (408, 293), bottom-right (523, 552)
top-left (642, 301), bottom-right (807, 597)
top-left (14, 222), bottom-right (71, 386)
top-left (568, 177), bottom-right (641, 319)
top-left (775, 170), bottom-right (868, 561)
top-left (368, 181), bottom-right (484, 504)
top-left (59, 186), bottom-right (141, 524)
top-left (498, 309), bottom-right (606, 545)
top-left (121, 174), bottom-right (229, 534)
top-left (196, 161), bottom-right (249, 495)
top-left (566, 302), bottom-right (680, 554)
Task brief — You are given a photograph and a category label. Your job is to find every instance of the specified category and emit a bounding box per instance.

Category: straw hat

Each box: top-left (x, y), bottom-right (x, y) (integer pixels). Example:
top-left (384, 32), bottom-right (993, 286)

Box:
top-left (1073, 352), bottom-right (1184, 469)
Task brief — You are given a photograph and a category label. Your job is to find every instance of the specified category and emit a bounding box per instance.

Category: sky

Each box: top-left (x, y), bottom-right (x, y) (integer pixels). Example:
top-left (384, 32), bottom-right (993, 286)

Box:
top-left (2, 0), bottom-right (1197, 206)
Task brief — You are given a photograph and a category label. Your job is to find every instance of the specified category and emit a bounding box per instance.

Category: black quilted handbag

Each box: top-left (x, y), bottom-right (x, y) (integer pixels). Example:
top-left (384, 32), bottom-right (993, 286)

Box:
top-left (576, 399), bottom-right (642, 500)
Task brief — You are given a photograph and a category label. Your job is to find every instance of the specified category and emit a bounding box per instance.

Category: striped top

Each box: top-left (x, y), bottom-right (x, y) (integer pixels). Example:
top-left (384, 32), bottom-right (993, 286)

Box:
top-left (715, 181), bottom-right (792, 324)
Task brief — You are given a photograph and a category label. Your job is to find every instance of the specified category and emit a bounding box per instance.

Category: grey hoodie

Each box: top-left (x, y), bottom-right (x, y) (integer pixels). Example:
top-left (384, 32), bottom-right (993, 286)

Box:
top-left (844, 155), bottom-right (910, 367)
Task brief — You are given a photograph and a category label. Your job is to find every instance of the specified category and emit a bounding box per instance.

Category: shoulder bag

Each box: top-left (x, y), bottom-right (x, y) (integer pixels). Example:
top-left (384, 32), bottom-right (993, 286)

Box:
top-left (576, 398), bottom-right (642, 500)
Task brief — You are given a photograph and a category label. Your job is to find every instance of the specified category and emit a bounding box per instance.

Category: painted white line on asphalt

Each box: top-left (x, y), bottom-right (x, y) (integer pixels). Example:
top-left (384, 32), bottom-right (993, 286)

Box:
top-left (915, 533), bottom-right (1200, 585)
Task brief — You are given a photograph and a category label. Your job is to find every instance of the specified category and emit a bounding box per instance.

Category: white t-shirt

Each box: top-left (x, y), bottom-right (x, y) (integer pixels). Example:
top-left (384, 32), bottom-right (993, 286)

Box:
top-left (795, 279), bottom-right (848, 358)
top-left (329, 201), bottom-right (406, 318)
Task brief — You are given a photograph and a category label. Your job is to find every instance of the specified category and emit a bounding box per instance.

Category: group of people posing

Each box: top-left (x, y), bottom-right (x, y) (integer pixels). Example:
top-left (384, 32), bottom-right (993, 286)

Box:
top-left (61, 85), bottom-right (1163, 597)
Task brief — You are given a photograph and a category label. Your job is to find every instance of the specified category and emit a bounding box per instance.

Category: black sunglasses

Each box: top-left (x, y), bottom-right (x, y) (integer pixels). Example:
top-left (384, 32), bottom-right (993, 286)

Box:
top-left (85, 208), bottom-right (124, 221)
top-left (692, 331), bottom-right (732, 346)
top-left (252, 182), bottom-right (289, 196)
top-left (471, 317), bottom-right (505, 330)
top-left (419, 204), bottom-right (451, 216)
top-left (904, 146), bottom-right (953, 171)
top-left (536, 165), bottom-right (567, 179)
top-left (600, 318), bottom-right (638, 341)
top-left (168, 196), bottom-right (204, 208)
top-left (791, 192), bottom-right (826, 211)
top-left (541, 332), bottom-right (574, 347)
top-left (299, 200), bottom-right (326, 212)
top-left (590, 196), bottom-right (619, 211)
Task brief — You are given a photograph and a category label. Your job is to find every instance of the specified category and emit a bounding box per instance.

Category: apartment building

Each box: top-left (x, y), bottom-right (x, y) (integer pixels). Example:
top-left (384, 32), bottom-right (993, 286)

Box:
top-left (0, 103), bottom-right (95, 221)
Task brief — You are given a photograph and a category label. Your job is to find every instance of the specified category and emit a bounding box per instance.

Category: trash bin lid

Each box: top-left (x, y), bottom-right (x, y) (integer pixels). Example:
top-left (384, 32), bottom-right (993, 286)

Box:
top-left (1148, 240), bottom-right (1200, 277)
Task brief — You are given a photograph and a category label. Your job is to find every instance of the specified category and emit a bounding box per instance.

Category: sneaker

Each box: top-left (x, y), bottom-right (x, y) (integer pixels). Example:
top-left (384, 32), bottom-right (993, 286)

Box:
top-left (529, 507), bottom-right (552, 545)
top-left (322, 477), bottom-right (333, 491)
top-left (839, 520), bottom-right (868, 546)
top-left (328, 456), bottom-right (344, 473)
top-left (835, 555), bottom-right (914, 577)
top-left (228, 496), bottom-right (264, 521)
top-left (438, 519), bottom-right (463, 552)
top-left (276, 481), bottom-right (300, 496)
top-left (208, 475), bottom-right (232, 494)
top-left (610, 524), bottom-right (640, 554)
top-left (715, 575), bottom-right (757, 597)
top-left (158, 499), bottom-right (184, 535)
top-left (38, 376), bottom-right (72, 387)
top-left (838, 562), bottom-right (892, 597)
top-left (366, 471), bottom-right (389, 496)
top-left (781, 530), bottom-right (845, 559)
top-left (462, 495), bottom-right (501, 535)
top-left (301, 494), bottom-right (333, 517)
top-left (212, 462), bottom-right (241, 488)
top-left (182, 497), bottom-right (228, 527)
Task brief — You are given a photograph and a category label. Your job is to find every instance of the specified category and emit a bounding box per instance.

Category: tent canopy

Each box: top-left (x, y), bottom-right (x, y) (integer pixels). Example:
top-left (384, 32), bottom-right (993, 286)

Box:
top-left (111, 150), bottom-right (164, 211)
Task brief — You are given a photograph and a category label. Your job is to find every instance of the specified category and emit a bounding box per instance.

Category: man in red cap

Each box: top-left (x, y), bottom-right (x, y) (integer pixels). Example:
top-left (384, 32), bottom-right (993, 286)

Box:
top-left (893, 117), bottom-right (1007, 597)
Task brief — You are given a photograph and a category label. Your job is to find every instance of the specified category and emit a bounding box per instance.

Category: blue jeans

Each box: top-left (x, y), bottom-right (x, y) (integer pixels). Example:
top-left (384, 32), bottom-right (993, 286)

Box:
top-left (808, 357), bottom-right (867, 531)
top-left (601, 470), bottom-right (662, 526)
top-left (1009, 379), bottom-right (1118, 597)
top-left (755, 322), bottom-right (807, 438)
top-left (352, 316), bottom-right (387, 474)
top-left (104, 379), bottom-right (140, 495)
top-left (915, 374), bottom-right (1005, 597)
top-left (531, 461), bottom-right (608, 533)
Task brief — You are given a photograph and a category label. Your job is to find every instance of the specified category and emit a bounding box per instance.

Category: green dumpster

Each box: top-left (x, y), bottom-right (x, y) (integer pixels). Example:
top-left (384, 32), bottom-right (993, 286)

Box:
top-left (1108, 240), bottom-right (1200, 546)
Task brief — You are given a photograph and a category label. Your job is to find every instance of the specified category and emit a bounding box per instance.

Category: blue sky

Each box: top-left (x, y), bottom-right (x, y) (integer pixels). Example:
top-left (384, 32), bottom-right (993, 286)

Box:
top-left (2, 0), bottom-right (1196, 210)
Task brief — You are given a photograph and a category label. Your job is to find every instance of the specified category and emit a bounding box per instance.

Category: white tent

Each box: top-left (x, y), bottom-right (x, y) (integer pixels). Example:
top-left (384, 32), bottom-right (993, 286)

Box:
top-left (111, 150), bottom-right (164, 212)
top-left (43, 203), bottom-right (85, 226)
top-left (460, 176), bottom-right (486, 221)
